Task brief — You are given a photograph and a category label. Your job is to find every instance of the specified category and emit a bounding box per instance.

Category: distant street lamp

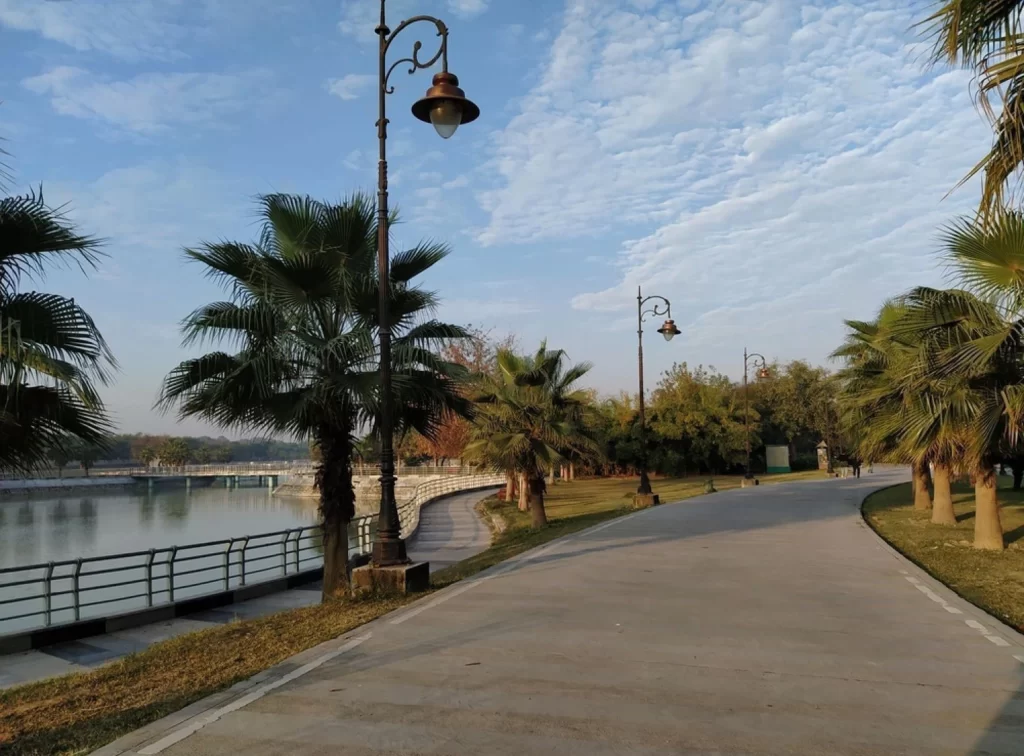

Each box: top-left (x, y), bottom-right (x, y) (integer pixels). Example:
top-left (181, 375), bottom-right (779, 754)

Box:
top-left (743, 348), bottom-right (769, 483)
top-left (636, 287), bottom-right (680, 497)
top-left (371, 0), bottom-right (479, 568)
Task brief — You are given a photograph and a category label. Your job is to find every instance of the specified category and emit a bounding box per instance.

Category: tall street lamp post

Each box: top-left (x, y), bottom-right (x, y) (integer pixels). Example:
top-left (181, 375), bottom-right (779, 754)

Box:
top-left (370, 0), bottom-right (479, 572)
top-left (636, 287), bottom-right (680, 503)
top-left (742, 348), bottom-right (768, 485)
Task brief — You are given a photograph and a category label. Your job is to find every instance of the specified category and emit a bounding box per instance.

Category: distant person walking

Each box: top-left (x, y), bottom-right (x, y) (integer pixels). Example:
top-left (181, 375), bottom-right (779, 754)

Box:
top-left (850, 457), bottom-right (862, 479)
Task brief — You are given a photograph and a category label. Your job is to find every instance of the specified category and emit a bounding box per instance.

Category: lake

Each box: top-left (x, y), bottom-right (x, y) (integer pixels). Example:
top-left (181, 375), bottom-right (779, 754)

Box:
top-left (0, 483), bottom-right (321, 570)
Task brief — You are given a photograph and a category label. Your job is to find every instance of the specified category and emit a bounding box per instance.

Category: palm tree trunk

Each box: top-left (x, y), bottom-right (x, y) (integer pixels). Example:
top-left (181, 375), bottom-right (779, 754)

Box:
top-left (316, 423), bottom-right (355, 601)
top-left (529, 474), bottom-right (548, 528)
top-left (505, 471), bottom-right (516, 502)
top-left (912, 460), bottom-right (932, 511)
top-left (519, 472), bottom-right (529, 512)
top-left (547, 466), bottom-right (554, 486)
top-left (930, 463), bottom-right (956, 526)
top-left (973, 465), bottom-right (1004, 551)
top-left (569, 462), bottom-right (575, 481)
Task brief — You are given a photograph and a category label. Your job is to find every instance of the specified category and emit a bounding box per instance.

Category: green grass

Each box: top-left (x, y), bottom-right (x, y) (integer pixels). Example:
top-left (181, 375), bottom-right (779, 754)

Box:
top-left (1, 470), bottom-right (825, 755)
top-left (863, 478), bottom-right (1024, 633)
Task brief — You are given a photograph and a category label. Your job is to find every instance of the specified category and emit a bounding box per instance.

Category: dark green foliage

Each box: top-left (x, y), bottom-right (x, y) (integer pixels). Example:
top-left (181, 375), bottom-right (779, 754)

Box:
top-left (0, 189), bottom-right (114, 474)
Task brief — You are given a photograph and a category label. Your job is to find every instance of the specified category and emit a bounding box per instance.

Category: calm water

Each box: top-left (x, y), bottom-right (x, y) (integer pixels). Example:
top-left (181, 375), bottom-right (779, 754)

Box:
top-left (0, 483), bottom-right (321, 570)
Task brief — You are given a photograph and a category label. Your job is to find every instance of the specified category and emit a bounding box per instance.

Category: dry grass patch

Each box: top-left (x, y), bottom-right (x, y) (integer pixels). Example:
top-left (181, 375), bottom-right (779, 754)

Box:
top-left (0, 597), bottom-right (414, 755)
top-left (863, 480), bottom-right (1024, 632)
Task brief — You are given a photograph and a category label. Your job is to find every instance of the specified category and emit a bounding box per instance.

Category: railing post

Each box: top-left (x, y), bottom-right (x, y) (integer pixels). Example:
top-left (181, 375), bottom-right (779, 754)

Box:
top-left (224, 539), bottom-right (234, 590)
top-left (240, 536), bottom-right (250, 586)
top-left (294, 529), bottom-right (301, 571)
top-left (280, 531), bottom-right (289, 575)
top-left (72, 559), bottom-right (83, 622)
top-left (43, 562), bottom-right (55, 626)
top-left (146, 549), bottom-right (156, 607)
top-left (168, 546), bottom-right (178, 602)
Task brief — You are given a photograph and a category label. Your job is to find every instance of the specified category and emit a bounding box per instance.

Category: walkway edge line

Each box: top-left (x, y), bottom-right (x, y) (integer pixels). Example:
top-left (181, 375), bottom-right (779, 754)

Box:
top-left (858, 483), bottom-right (1024, 650)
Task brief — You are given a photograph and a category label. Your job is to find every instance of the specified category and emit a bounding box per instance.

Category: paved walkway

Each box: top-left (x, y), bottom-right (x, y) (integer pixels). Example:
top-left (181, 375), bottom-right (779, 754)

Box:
top-left (99, 470), bottom-right (1024, 755)
top-left (0, 489), bottom-right (498, 689)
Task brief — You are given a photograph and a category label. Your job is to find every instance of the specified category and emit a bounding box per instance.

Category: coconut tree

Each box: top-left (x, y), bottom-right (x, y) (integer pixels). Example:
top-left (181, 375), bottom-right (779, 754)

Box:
top-left (159, 193), bottom-right (470, 598)
top-left (0, 190), bottom-right (114, 474)
top-left (922, 1), bottom-right (1024, 216)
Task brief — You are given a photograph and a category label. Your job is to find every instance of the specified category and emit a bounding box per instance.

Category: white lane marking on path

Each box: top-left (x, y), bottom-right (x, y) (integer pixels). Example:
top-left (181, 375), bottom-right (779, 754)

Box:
top-left (1014, 655), bottom-right (1024, 664)
top-left (903, 574), bottom-right (1015, 648)
top-left (137, 634), bottom-right (371, 755)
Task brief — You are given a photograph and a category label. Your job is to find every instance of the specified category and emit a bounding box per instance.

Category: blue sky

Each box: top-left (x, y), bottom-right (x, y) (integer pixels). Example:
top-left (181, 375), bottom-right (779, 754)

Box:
top-left (0, 0), bottom-right (993, 435)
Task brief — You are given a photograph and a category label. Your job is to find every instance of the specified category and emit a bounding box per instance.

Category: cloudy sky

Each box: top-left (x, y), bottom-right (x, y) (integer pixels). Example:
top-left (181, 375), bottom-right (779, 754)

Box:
top-left (1, 0), bottom-right (992, 434)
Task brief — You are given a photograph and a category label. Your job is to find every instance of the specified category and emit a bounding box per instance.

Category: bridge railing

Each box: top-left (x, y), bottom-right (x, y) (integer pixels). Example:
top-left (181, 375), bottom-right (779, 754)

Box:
top-left (0, 472), bottom-right (502, 637)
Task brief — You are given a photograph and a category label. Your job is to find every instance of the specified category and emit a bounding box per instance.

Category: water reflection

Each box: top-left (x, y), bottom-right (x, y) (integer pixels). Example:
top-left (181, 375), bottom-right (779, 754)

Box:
top-left (160, 496), bottom-right (190, 526)
top-left (0, 485), bottom-right (321, 569)
top-left (79, 499), bottom-right (97, 546)
top-left (140, 494), bottom-right (156, 526)
top-left (48, 500), bottom-right (71, 557)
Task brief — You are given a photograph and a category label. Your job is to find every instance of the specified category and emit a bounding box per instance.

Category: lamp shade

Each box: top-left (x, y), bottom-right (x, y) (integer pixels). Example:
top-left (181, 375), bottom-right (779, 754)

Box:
top-left (657, 319), bottom-right (681, 341)
top-left (412, 72), bottom-right (480, 139)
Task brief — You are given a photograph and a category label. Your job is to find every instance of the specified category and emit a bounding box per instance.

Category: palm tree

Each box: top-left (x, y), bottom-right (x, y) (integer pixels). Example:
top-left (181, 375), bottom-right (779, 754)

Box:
top-left (159, 194), bottom-right (470, 598)
top-left (0, 190), bottom-right (114, 474)
top-left (834, 303), bottom-right (947, 515)
top-left (467, 343), bottom-right (598, 528)
top-left (922, 1), bottom-right (1024, 216)
top-left (893, 284), bottom-right (1020, 549)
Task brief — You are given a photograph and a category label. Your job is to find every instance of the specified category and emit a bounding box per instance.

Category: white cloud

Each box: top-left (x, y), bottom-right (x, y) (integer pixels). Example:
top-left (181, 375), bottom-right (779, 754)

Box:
top-left (0, 0), bottom-right (292, 60)
top-left (476, 0), bottom-right (993, 373)
top-left (0, 0), bottom-right (187, 60)
top-left (22, 66), bottom-right (268, 134)
top-left (448, 0), bottom-right (489, 18)
top-left (327, 73), bottom-right (375, 101)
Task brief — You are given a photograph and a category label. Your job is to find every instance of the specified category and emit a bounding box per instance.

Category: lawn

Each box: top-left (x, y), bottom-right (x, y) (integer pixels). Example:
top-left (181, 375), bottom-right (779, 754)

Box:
top-left (862, 479), bottom-right (1024, 633)
top-left (1, 469), bottom-right (824, 755)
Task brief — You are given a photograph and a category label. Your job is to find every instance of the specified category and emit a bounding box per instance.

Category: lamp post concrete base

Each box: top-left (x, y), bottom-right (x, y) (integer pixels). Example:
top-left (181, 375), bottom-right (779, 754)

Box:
top-left (741, 477), bottom-right (759, 488)
top-left (633, 493), bottom-right (659, 509)
top-left (352, 562), bottom-right (430, 596)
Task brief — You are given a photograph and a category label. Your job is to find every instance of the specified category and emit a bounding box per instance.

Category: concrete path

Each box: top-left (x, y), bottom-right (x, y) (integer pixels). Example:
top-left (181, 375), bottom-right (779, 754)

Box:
top-left (0, 489), bottom-right (498, 690)
top-left (100, 470), bottom-right (1024, 756)
top-left (408, 488), bottom-right (494, 571)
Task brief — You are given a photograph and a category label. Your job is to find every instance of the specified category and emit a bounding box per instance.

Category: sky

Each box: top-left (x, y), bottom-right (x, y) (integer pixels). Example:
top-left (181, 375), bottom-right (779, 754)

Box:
top-left (0, 0), bottom-right (993, 435)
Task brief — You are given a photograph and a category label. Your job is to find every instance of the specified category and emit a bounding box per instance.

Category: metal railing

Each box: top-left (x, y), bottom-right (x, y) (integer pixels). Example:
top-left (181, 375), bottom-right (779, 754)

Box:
top-left (0, 463), bottom-right (482, 483)
top-left (0, 472), bottom-right (502, 636)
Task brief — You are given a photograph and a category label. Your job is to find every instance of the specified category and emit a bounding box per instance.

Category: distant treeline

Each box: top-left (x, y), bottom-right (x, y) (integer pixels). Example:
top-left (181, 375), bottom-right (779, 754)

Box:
top-left (106, 435), bottom-right (310, 464)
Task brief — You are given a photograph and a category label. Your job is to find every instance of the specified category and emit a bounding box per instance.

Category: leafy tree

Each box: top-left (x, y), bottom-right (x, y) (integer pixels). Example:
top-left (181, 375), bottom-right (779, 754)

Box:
top-left (649, 363), bottom-right (748, 475)
top-left (74, 442), bottom-right (101, 476)
top-left (47, 445), bottom-right (69, 478)
top-left (193, 445), bottom-right (212, 464)
top-left (158, 438), bottom-right (191, 468)
top-left (158, 193), bottom-right (469, 598)
top-left (138, 446), bottom-right (157, 466)
top-left (0, 190), bottom-right (115, 474)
